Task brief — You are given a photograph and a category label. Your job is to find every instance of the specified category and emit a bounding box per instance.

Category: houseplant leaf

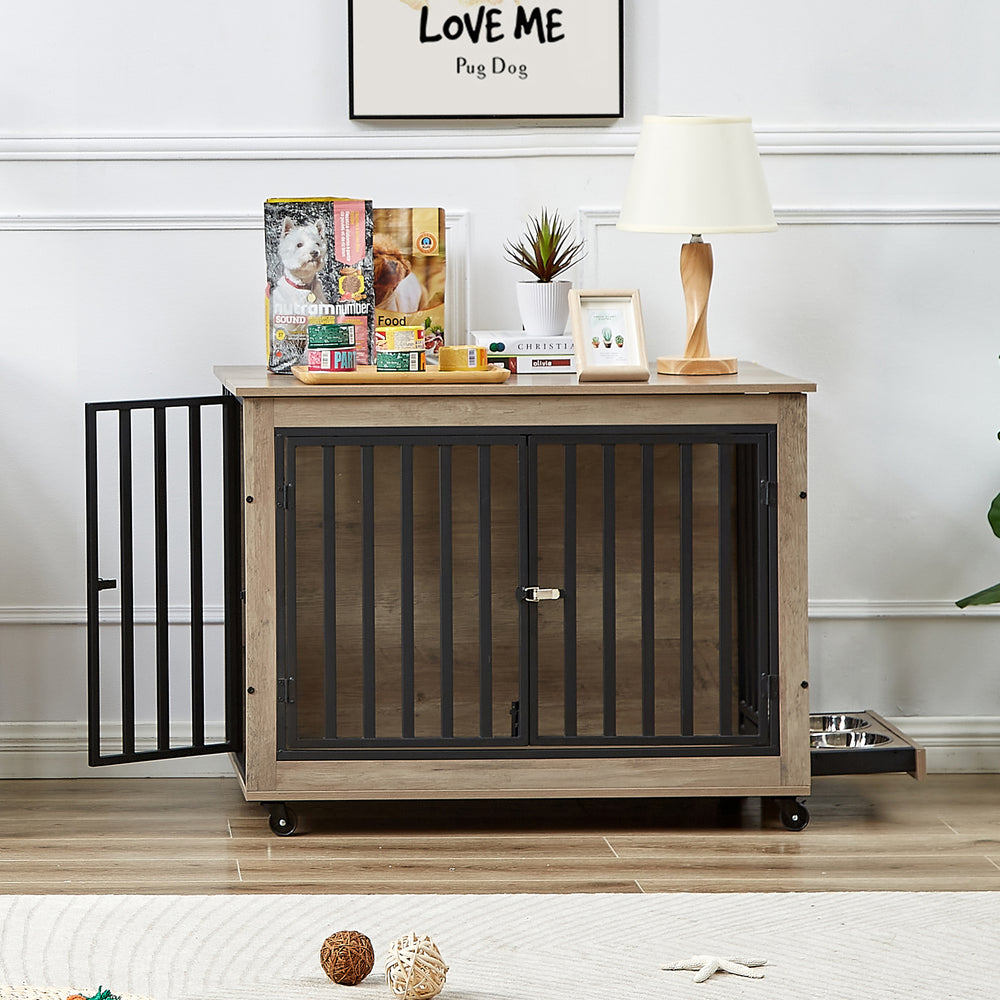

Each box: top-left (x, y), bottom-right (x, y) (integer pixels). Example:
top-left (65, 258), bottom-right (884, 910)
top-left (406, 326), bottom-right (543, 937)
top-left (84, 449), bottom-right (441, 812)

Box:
top-left (956, 490), bottom-right (1000, 606)
top-left (988, 490), bottom-right (1000, 539)
top-left (504, 208), bottom-right (586, 282)
top-left (956, 581), bottom-right (1000, 608)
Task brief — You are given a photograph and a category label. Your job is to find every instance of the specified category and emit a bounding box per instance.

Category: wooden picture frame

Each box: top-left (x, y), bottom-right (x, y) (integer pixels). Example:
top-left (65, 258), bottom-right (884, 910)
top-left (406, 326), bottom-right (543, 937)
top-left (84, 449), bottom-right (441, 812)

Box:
top-left (569, 289), bottom-right (650, 382)
top-left (347, 0), bottom-right (623, 120)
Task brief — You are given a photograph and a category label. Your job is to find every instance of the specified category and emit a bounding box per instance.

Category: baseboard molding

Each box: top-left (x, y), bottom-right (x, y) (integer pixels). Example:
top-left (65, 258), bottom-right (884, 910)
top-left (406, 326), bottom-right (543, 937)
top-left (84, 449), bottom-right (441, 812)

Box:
top-left (1, 717), bottom-right (996, 779)
top-left (0, 722), bottom-right (234, 779)
top-left (882, 716), bottom-right (1000, 774)
top-left (808, 600), bottom-right (1000, 620)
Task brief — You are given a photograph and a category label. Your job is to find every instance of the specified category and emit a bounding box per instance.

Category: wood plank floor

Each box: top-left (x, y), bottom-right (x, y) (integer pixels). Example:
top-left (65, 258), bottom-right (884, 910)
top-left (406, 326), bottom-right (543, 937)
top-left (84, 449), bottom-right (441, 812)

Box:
top-left (0, 773), bottom-right (998, 893)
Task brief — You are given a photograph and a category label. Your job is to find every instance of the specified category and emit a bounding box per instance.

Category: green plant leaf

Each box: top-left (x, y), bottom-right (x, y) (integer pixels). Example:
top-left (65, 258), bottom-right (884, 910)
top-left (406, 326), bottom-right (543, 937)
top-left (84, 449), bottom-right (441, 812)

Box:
top-left (504, 208), bottom-right (586, 281)
top-left (988, 491), bottom-right (1000, 539)
top-left (957, 581), bottom-right (1000, 607)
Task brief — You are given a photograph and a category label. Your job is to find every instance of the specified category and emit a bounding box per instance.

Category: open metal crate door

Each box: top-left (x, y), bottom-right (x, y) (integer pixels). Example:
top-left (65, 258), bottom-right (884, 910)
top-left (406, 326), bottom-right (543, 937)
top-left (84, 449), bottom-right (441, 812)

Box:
top-left (84, 394), bottom-right (243, 765)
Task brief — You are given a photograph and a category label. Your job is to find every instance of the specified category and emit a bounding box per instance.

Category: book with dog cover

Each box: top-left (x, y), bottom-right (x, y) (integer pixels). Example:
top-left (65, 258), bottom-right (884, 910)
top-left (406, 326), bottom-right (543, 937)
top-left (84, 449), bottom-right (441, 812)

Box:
top-left (372, 208), bottom-right (446, 361)
top-left (265, 197), bottom-right (375, 373)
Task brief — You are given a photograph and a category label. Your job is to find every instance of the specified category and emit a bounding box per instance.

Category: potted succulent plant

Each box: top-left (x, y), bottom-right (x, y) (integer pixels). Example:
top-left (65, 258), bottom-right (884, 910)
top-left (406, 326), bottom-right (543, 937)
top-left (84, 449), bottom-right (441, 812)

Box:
top-left (956, 489), bottom-right (1000, 607)
top-left (504, 208), bottom-right (586, 336)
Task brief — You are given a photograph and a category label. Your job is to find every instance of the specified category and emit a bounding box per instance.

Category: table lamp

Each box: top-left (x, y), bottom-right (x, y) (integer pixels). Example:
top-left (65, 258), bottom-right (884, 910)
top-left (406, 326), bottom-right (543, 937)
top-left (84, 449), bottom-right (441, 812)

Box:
top-left (617, 115), bottom-right (776, 375)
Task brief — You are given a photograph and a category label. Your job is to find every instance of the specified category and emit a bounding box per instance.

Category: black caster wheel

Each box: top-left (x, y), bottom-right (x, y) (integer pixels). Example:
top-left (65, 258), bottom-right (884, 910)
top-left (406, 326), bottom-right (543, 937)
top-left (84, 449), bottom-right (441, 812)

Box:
top-left (265, 802), bottom-right (298, 836)
top-left (774, 797), bottom-right (809, 831)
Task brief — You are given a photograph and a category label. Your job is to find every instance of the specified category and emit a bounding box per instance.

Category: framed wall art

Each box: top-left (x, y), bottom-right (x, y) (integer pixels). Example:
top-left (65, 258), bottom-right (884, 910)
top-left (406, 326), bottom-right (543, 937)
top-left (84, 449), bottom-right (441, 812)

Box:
top-left (348, 0), bottom-right (623, 120)
top-left (569, 289), bottom-right (651, 382)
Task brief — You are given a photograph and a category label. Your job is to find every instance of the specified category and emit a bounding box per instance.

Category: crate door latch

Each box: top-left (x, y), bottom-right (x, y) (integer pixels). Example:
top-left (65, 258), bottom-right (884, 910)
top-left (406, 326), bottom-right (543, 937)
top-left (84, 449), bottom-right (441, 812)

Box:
top-left (517, 586), bottom-right (563, 602)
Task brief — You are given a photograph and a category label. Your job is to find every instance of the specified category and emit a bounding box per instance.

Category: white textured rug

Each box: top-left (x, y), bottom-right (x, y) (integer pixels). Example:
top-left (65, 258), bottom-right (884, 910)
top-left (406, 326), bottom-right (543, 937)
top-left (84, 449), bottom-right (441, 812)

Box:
top-left (0, 893), bottom-right (997, 1000)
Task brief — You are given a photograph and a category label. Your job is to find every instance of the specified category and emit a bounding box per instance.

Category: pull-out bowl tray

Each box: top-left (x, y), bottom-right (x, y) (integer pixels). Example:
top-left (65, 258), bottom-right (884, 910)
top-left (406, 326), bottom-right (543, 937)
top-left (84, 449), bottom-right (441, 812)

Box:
top-left (810, 710), bottom-right (925, 778)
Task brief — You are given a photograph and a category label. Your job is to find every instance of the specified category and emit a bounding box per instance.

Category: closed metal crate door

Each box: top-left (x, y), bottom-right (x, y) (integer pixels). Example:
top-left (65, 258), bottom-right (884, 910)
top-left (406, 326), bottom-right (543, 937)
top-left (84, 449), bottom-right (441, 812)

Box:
top-left (277, 430), bottom-right (527, 753)
top-left (529, 432), bottom-right (776, 751)
top-left (276, 426), bottom-right (776, 758)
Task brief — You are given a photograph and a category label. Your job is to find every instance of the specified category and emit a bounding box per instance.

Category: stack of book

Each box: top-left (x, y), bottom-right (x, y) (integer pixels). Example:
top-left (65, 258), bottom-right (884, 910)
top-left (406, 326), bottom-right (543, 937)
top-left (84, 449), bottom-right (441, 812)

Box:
top-left (469, 332), bottom-right (577, 374)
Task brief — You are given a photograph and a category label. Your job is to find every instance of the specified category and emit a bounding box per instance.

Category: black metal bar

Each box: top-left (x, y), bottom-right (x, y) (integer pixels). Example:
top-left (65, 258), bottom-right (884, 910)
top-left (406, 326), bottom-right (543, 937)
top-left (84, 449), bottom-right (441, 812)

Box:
top-left (118, 409), bottom-right (136, 757)
top-left (679, 443), bottom-right (694, 736)
top-left (400, 445), bottom-right (415, 739)
top-left (718, 443), bottom-right (734, 736)
top-left (87, 394), bottom-right (235, 414)
top-left (517, 438), bottom-right (531, 745)
top-left (761, 433), bottom-right (780, 744)
top-left (187, 405), bottom-right (205, 748)
top-left (478, 444), bottom-right (493, 737)
top-left (273, 437), bottom-right (289, 750)
top-left (563, 444), bottom-right (577, 738)
top-left (94, 742), bottom-right (244, 767)
top-left (640, 443), bottom-right (655, 736)
top-left (153, 407), bottom-right (170, 751)
top-left (439, 446), bottom-right (454, 739)
top-left (754, 453), bottom-right (770, 737)
top-left (735, 445), bottom-right (756, 726)
top-left (525, 438), bottom-right (539, 743)
top-left (220, 396), bottom-right (243, 752)
top-left (283, 442), bottom-right (299, 746)
top-left (602, 444), bottom-right (616, 737)
top-left (323, 446), bottom-right (338, 740)
top-left (85, 405), bottom-right (104, 765)
top-left (361, 445), bottom-right (376, 738)
top-left (277, 735), bottom-right (770, 761)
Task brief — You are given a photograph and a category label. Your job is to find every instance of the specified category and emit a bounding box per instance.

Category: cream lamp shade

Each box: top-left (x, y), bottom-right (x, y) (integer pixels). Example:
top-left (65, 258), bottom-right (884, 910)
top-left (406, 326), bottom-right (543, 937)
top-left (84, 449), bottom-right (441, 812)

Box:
top-left (618, 115), bottom-right (776, 375)
top-left (618, 115), bottom-right (776, 234)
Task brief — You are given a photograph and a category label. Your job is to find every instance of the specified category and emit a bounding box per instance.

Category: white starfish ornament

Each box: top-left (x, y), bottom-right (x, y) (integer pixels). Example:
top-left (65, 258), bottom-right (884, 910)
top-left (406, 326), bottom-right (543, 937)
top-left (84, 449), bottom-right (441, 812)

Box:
top-left (663, 955), bottom-right (767, 983)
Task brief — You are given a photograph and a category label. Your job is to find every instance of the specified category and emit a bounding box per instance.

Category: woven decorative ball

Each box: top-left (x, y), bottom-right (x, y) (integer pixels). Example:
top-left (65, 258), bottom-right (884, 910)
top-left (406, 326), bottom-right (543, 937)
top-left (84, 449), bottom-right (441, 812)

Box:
top-left (320, 930), bottom-right (376, 985)
top-left (384, 932), bottom-right (448, 1000)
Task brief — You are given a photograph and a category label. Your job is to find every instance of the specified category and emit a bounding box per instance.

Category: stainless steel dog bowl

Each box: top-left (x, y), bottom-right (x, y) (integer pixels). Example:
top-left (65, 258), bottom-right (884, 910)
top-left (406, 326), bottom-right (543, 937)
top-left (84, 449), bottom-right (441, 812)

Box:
top-left (810, 713), bottom-right (871, 734)
top-left (810, 709), bottom-right (924, 778)
top-left (810, 731), bottom-right (892, 749)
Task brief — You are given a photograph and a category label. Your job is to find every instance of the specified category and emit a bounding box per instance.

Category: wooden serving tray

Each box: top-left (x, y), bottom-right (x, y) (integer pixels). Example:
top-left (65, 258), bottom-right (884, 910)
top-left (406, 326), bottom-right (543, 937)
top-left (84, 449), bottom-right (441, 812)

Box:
top-left (291, 364), bottom-right (511, 385)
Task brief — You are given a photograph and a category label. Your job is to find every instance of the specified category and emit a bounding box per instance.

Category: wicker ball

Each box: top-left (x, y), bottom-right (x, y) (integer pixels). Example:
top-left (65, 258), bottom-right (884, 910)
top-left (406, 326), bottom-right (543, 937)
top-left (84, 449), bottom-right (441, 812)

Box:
top-left (321, 929), bottom-right (376, 985)
top-left (384, 932), bottom-right (448, 1000)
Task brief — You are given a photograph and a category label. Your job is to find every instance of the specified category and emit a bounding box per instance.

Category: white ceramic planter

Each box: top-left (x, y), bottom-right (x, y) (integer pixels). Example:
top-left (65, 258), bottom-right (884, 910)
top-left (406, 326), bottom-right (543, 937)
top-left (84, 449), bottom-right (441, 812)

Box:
top-left (515, 279), bottom-right (571, 336)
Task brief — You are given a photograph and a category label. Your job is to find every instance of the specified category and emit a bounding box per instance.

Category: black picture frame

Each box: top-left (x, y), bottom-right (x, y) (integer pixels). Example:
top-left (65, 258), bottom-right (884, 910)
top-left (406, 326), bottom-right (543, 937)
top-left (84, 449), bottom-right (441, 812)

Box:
top-left (348, 0), bottom-right (623, 121)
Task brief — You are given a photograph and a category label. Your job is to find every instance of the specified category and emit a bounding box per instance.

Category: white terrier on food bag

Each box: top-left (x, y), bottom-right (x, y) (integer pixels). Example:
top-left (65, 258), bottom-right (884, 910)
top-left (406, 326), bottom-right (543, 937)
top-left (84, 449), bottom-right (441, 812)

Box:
top-left (270, 217), bottom-right (330, 314)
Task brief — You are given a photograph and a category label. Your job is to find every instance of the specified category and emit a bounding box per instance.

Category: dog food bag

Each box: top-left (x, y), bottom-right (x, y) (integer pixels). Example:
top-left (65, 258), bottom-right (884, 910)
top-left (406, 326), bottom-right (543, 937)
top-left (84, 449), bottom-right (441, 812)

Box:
top-left (372, 208), bottom-right (446, 360)
top-left (264, 197), bottom-right (375, 373)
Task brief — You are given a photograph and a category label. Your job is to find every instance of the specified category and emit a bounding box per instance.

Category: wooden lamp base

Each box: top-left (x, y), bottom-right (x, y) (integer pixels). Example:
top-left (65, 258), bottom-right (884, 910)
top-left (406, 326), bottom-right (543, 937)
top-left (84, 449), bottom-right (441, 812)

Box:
top-left (657, 355), bottom-right (737, 376)
top-left (659, 238), bottom-right (737, 377)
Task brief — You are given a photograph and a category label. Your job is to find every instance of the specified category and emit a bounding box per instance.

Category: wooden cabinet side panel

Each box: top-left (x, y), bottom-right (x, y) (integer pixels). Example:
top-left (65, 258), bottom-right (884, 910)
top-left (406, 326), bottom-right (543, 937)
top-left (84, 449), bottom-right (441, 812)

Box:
top-left (241, 398), bottom-right (278, 793)
top-left (777, 394), bottom-right (811, 790)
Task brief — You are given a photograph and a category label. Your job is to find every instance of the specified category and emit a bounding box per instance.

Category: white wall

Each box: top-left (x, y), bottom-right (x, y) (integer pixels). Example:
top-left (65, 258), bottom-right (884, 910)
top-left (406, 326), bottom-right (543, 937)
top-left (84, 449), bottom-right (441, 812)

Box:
top-left (2, 0), bottom-right (1000, 776)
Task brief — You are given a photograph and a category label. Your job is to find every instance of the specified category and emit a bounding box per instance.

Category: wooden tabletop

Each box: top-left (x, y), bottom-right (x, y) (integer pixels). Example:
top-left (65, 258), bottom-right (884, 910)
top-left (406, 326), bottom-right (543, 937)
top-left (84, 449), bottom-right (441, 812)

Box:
top-left (215, 363), bottom-right (816, 398)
